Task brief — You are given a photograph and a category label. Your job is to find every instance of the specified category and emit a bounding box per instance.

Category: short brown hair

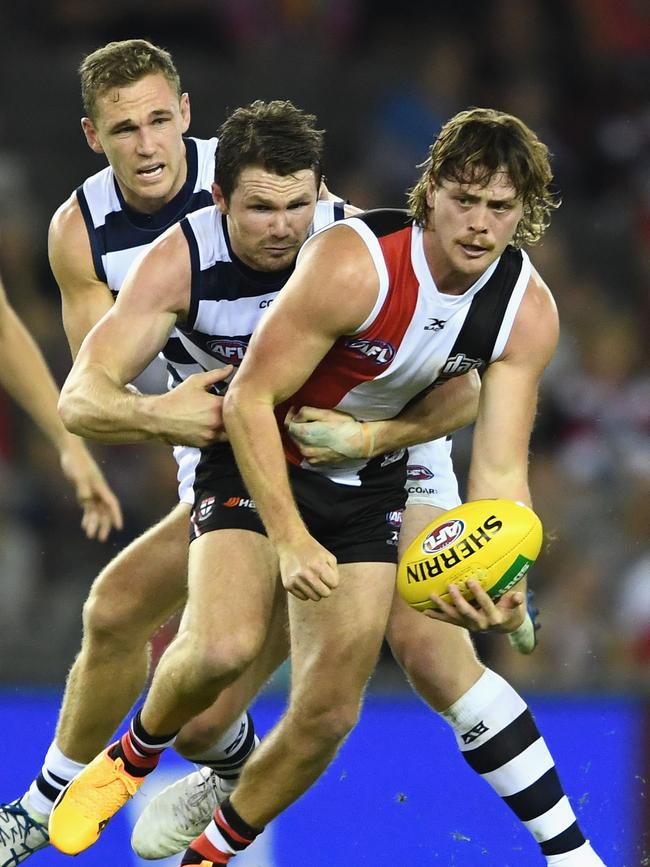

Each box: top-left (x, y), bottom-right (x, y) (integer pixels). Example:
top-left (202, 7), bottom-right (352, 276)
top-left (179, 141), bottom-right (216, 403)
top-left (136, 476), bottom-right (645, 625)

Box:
top-left (79, 39), bottom-right (181, 121)
top-left (215, 100), bottom-right (324, 202)
top-left (408, 108), bottom-right (560, 247)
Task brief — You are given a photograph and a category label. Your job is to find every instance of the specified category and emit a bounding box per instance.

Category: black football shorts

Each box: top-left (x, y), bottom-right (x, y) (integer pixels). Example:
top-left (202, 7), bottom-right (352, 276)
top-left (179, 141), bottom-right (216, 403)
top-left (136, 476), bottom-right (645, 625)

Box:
top-left (190, 444), bottom-right (407, 564)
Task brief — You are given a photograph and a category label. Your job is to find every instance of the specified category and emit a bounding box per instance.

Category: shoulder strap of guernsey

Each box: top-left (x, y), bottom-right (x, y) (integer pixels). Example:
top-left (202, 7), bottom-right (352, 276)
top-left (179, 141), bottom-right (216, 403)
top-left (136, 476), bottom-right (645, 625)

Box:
top-left (443, 247), bottom-right (524, 376)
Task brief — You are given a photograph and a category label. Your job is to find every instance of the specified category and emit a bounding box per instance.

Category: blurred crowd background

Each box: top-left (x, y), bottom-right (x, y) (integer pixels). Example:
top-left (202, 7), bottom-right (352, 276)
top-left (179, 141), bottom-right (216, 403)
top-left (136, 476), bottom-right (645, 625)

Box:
top-left (0, 0), bottom-right (647, 692)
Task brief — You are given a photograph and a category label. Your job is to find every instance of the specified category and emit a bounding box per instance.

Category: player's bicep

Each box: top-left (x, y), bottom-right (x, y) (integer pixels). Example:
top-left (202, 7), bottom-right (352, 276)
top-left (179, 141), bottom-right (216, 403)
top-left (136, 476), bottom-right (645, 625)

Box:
top-left (76, 228), bottom-right (190, 385)
top-left (241, 298), bottom-right (336, 405)
top-left (237, 227), bottom-right (376, 405)
top-left (78, 301), bottom-right (175, 387)
top-left (49, 198), bottom-right (114, 358)
top-left (61, 280), bottom-right (114, 360)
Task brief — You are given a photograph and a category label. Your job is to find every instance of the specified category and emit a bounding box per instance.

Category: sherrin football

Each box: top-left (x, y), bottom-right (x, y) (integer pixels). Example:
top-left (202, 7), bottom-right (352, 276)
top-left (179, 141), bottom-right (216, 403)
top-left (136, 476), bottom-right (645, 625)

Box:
top-left (396, 499), bottom-right (543, 612)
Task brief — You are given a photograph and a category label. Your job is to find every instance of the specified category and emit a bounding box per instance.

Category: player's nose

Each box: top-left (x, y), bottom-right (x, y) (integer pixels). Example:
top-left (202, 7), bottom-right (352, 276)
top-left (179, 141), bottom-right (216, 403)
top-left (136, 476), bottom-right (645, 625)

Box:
top-left (269, 211), bottom-right (290, 237)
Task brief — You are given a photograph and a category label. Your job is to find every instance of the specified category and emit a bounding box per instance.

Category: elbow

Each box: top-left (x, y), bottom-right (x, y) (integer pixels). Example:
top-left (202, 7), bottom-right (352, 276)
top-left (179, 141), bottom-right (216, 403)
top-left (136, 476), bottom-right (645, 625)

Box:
top-left (463, 370), bottom-right (481, 426)
top-left (222, 383), bottom-right (240, 431)
top-left (58, 383), bottom-right (84, 436)
top-left (223, 379), bottom-right (274, 435)
top-left (58, 374), bottom-right (92, 436)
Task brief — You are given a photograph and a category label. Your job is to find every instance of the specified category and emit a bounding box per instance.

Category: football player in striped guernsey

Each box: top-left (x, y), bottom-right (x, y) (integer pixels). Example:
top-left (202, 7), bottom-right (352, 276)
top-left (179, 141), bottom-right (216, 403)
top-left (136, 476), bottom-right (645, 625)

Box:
top-left (212, 108), bottom-right (604, 867)
top-left (51, 107), bottom-right (602, 865)
top-left (0, 40), bottom-right (257, 864)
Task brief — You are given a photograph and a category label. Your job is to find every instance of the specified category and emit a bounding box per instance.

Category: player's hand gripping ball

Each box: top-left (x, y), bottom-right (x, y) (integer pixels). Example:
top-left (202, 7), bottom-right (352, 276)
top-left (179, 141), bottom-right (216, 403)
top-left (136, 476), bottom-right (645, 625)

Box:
top-left (397, 499), bottom-right (543, 612)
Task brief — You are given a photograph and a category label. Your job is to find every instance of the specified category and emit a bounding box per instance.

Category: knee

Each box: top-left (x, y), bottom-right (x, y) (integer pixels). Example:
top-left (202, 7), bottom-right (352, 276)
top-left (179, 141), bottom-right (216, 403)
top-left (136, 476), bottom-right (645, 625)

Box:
top-left (189, 630), bottom-right (263, 690)
top-left (81, 584), bottom-right (139, 651)
top-left (387, 624), bottom-right (427, 679)
top-left (291, 694), bottom-right (361, 749)
top-left (389, 626), bottom-right (484, 711)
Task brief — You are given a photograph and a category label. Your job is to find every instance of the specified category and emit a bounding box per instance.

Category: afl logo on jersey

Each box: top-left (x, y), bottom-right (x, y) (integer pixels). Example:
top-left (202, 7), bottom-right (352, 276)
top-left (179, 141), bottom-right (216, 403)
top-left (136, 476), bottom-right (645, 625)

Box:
top-left (422, 519), bottom-right (465, 554)
top-left (206, 338), bottom-right (248, 365)
top-left (346, 338), bottom-right (395, 365)
top-left (407, 465), bottom-right (435, 481)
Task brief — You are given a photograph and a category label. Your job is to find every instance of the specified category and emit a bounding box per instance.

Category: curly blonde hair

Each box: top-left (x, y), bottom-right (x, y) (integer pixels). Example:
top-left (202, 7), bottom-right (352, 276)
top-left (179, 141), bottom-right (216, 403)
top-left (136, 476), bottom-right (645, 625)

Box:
top-left (408, 108), bottom-right (560, 247)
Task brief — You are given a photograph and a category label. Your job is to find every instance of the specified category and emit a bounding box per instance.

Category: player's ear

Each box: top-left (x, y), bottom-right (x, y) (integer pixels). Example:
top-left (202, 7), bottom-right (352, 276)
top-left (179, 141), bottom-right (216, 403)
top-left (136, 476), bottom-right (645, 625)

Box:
top-left (425, 175), bottom-right (437, 210)
top-left (212, 182), bottom-right (227, 213)
top-left (179, 92), bottom-right (191, 132)
top-left (81, 118), bottom-right (104, 154)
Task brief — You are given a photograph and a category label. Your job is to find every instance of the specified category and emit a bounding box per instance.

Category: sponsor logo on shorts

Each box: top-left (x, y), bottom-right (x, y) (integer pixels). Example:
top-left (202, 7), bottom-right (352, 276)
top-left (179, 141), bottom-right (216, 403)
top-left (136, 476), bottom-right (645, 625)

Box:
top-left (407, 464), bottom-right (435, 481)
top-left (206, 338), bottom-right (249, 365)
top-left (222, 496), bottom-right (257, 510)
top-left (386, 510), bottom-right (403, 528)
top-left (345, 337), bottom-right (395, 365)
top-left (381, 449), bottom-right (405, 467)
top-left (407, 486), bottom-right (439, 495)
top-left (197, 496), bottom-right (215, 521)
top-left (387, 530), bottom-right (400, 546)
top-left (422, 519), bottom-right (465, 554)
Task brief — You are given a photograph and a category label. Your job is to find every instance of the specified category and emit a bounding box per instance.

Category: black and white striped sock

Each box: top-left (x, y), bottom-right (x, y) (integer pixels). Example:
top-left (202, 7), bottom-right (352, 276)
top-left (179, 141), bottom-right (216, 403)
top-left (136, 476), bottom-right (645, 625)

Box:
top-left (188, 711), bottom-right (259, 788)
top-left (27, 741), bottom-right (86, 817)
top-left (441, 669), bottom-right (594, 863)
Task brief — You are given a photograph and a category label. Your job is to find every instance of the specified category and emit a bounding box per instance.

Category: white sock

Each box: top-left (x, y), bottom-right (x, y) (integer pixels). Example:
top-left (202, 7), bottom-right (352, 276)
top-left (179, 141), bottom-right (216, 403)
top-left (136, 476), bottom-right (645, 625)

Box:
top-left (27, 741), bottom-right (86, 818)
top-left (186, 711), bottom-right (259, 787)
top-left (546, 840), bottom-right (605, 865)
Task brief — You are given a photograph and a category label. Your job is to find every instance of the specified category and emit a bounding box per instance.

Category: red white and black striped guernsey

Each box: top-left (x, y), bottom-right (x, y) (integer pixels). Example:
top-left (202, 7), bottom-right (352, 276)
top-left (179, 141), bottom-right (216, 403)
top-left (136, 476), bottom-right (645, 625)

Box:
top-left (282, 209), bottom-right (532, 485)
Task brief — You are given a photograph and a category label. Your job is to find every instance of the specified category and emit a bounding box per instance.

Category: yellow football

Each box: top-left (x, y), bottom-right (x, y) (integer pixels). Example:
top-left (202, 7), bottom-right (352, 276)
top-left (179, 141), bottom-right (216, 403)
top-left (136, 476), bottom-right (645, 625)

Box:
top-left (396, 499), bottom-right (543, 611)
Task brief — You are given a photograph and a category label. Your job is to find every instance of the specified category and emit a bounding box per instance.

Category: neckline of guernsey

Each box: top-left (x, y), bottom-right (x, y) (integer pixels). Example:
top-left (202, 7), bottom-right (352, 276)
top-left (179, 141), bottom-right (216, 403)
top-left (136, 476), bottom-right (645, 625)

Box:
top-left (115, 137), bottom-right (200, 231)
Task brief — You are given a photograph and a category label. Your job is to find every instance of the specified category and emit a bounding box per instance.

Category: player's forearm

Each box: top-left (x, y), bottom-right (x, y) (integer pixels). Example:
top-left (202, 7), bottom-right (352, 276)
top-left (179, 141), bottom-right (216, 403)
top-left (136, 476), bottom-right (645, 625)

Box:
top-left (224, 387), bottom-right (307, 545)
top-left (59, 363), bottom-right (164, 444)
top-left (369, 371), bottom-right (480, 455)
top-left (0, 307), bottom-right (73, 451)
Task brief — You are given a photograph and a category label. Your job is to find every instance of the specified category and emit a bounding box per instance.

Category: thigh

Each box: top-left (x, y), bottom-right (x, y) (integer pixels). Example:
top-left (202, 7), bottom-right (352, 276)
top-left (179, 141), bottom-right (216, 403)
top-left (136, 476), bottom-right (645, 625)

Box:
top-left (184, 528), bottom-right (279, 641)
top-left (389, 502), bottom-right (461, 656)
top-left (87, 502), bottom-right (191, 629)
top-left (288, 561), bottom-right (396, 705)
top-left (388, 502), bottom-right (481, 706)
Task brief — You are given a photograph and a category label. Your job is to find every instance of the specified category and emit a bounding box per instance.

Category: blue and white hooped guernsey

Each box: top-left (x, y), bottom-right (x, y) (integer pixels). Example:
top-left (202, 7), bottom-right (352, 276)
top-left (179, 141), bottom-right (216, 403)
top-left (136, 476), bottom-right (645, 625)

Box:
top-left (76, 136), bottom-right (218, 376)
top-left (76, 136), bottom-right (217, 504)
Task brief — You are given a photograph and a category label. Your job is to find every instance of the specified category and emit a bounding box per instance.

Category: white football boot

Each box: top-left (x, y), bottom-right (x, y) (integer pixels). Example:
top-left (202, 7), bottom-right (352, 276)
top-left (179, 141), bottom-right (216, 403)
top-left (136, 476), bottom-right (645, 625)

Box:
top-left (0, 796), bottom-right (49, 864)
top-left (131, 767), bottom-right (231, 859)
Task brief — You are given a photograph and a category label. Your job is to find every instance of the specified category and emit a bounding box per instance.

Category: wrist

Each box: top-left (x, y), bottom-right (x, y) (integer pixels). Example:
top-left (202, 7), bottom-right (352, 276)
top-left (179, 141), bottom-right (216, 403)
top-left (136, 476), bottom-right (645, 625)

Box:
top-left (358, 421), bottom-right (376, 458)
top-left (269, 512), bottom-right (311, 549)
top-left (57, 431), bottom-right (86, 454)
top-left (507, 612), bottom-right (537, 654)
top-left (136, 393), bottom-right (170, 440)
